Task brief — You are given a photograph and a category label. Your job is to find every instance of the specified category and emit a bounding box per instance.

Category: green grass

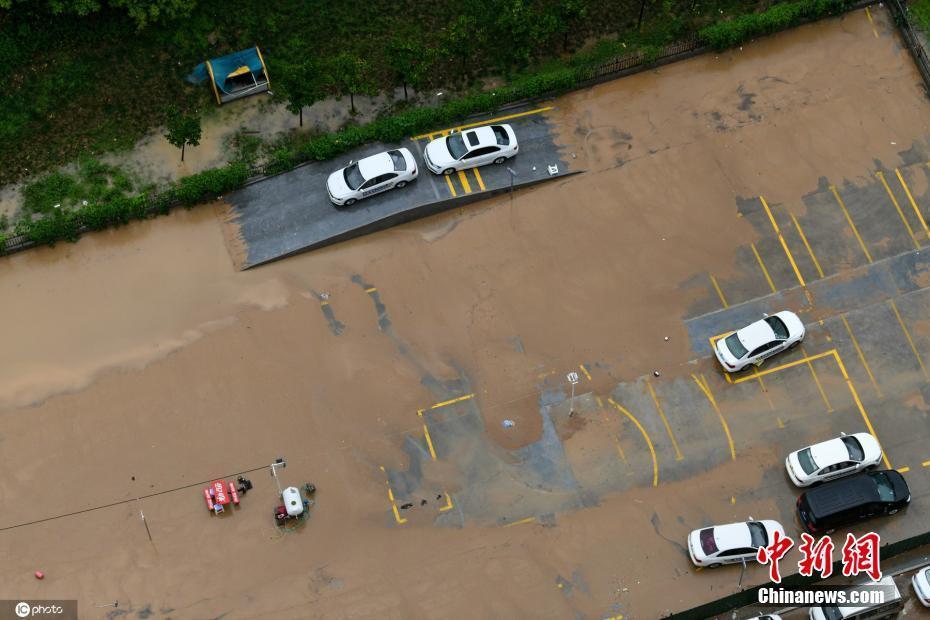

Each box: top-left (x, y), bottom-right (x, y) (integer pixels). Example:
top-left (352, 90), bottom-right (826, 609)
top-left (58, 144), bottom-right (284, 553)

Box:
top-left (911, 0), bottom-right (930, 32)
top-left (21, 158), bottom-right (134, 217)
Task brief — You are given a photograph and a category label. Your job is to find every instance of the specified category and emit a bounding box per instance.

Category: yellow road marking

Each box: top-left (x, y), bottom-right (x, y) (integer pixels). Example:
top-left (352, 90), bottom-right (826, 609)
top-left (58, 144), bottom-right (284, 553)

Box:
top-left (896, 168), bottom-right (930, 239)
top-left (443, 174), bottom-right (457, 197)
top-left (877, 171), bottom-right (920, 250)
top-left (840, 315), bottom-right (882, 398)
top-left (504, 516), bottom-right (537, 527)
top-left (865, 7), bottom-right (879, 37)
top-left (708, 330), bottom-right (736, 384)
top-left (759, 196), bottom-right (806, 287)
top-left (889, 300), bottom-right (929, 381)
top-left (612, 435), bottom-right (628, 463)
top-left (733, 350), bottom-right (835, 384)
top-left (439, 492), bottom-right (454, 512)
top-left (898, 466), bottom-right (911, 473)
top-left (777, 416), bottom-right (785, 429)
top-left (923, 460), bottom-right (930, 468)
top-left (730, 496), bottom-right (736, 504)
top-left (379, 466), bottom-right (408, 525)
top-left (422, 423), bottom-right (437, 460)
top-left (830, 185), bottom-right (873, 263)
top-left (801, 344), bottom-right (833, 412)
top-left (600, 401), bottom-right (628, 463)
top-left (412, 105), bottom-right (555, 140)
top-left (709, 274), bottom-right (728, 308)
top-left (692, 373), bottom-right (736, 461)
top-left (365, 287), bottom-right (377, 293)
top-left (429, 393), bottom-right (475, 410)
top-left (751, 242), bottom-right (777, 294)
top-left (457, 170), bottom-right (472, 193)
top-left (790, 212), bottom-right (825, 279)
top-left (832, 349), bottom-right (892, 469)
top-left (473, 168), bottom-right (486, 191)
top-left (579, 364), bottom-right (592, 381)
top-left (645, 378), bottom-right (683, 461)
top-left (320, 300), bottom-right (329, 306)
top-left (608, 397), bottom-right (659, 487)
top-left (603, 615), bottom-right (624, 620)
top-left (595, 395), bottom-right (604, 409)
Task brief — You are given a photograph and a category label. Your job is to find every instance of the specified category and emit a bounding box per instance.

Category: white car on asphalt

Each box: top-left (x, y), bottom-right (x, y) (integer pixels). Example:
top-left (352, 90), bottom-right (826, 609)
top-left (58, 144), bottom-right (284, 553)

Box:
top-left (785, 432), bottom-right (883, 487)
top-left (687, 520), bottom-right (785, 568)
top-left (713, 310), bottom-right (805, 372)
top-left (912, 565), bottom-right (930, 607)
top-left (326, 148), bottom-right (417, 207)
top-left (424, 124), bottom-right (518, 175)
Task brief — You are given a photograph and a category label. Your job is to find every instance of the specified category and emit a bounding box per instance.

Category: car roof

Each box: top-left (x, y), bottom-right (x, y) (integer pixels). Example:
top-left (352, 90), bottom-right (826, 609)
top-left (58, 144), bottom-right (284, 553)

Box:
top-left (713, 522), bottom-right (752, 549)
top-left (809, 437), bottom-right (850, 466)
top-left (462, 126), bottom-right (497, 149)
top-left (356, 152), bottom-right (394, 180)
top-left (804, 474), bottom-right (878, 515)
top-left (737, 319), bottom-right (776, 351)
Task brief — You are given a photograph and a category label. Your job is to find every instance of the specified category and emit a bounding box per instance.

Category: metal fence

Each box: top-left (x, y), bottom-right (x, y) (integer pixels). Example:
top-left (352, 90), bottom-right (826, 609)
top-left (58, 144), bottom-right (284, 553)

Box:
top-left (581, 33), bottom-right (704, 83)
top-left (887, 0), bottom-right (930, 94)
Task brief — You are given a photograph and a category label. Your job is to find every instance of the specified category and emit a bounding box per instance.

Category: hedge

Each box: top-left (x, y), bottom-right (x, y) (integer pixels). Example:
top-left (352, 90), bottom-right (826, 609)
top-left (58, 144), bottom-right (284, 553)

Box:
top-left (1, 0), bottom-right (861, 253)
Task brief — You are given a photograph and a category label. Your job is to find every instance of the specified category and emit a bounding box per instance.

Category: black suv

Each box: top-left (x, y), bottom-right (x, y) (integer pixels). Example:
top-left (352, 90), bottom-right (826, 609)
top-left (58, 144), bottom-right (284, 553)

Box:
top-left (797, 470), bottom-right (910, 534)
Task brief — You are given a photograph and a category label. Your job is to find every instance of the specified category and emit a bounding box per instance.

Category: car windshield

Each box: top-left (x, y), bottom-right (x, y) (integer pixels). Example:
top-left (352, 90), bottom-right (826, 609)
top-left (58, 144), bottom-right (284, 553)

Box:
top-left (724, 333), bottom-right (748, 358)
top-left (842, 436), bottom-right (864, 461)
top-left (821, 606), bottom-right (843, 620)
top-left (388, 150), bottom-right (407, 171)
top-left (699, 528), bottom-right (718, 555)
top-left (343, 164), bottom-right (365, 190)
top-left (747, 522), bottom-right (769, 548)
top-left (447, 134), bottom-right (467, 159)
top-left (492, 125), bottom-right (510, 145)
top-left (797, 448), bottom-right (818, 475)
top-left (764, 315), bottom-right (789, 339)
top-left (873, 471), bottom-right (896, 502)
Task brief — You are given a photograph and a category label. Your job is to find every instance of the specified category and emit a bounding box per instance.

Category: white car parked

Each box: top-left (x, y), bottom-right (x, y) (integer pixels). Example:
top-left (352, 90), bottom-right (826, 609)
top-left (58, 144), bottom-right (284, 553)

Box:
top-left (714, 310), bottom-right (805, 372)
top-left (785, 432), bottom-right (883, 487)
top-left (326, 148), bottom-right (417, 207)
top-left (912, 565), bottom-right (930, 607)
top-left (424, 124), bottom-right (518, 175)
top-left (687, 520), bottom-right (785, 568)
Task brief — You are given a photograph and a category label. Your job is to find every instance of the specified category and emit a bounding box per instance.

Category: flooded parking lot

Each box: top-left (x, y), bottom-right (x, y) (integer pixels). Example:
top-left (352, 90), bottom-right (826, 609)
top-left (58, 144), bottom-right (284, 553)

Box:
top-left (2, 6), bottom-right (930, 619)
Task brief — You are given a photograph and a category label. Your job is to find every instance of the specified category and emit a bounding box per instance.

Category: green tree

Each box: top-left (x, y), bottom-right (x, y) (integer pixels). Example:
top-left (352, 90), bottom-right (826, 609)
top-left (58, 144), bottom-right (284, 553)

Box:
top-left (551, 0), bottom-right (588, 50)
top-left (165, 106), bottom-right (202, 162)
top-left (441, 13), bottom-right (481, 77)
top-left (325, 53), bottom-right (376, 115)
top-left (275, 57), bottom-right (327, 127)
top-left (0, 0), bottom-right (195, 28)
top-left (491, 0), bottom-right (556, 71)
top-left (387, 34), bottom-right (433, 101)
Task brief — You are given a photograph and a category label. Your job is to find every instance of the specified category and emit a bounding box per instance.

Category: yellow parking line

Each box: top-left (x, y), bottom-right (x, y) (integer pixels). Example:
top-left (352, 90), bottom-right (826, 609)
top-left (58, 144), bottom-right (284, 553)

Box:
top-left (473, 168), bottom-right (486, 191)
top-left (889, 299), bottom-right (930, 381)
top-left (801, 344), bottom-right (833, 412)
top-left (443, 174), bottom-right (457, 197)
top-left (865, 7), bottom-right (879, 37)
top-left (898, 466), bottom-right (911, 473)
top-left (579, 364), bottom-right (592, 381)
top-left (877, 171), bottom-right (920, 250)
top-left (830, 185), bottom-right (873, 263)
top-left (922, 460), bottom-right (930, 467)
top-left (789, 212), bottom-right (825, 279)
top-left (840, 315), bottom-right (882, 397)
top-left (608, 397), bottom-right (659, 486)
top-left (896, 168), bottom-right (930, 239)
top-left (751, 242), bottom-right (777, 294)
top-left (365, 287), bottom-right (377, 294)
top-left (412, 105), bottom-right (555, 140)
top-left (504, 516), bottom-right (537, 527)
top-left (379, 466), bottom-right (408, 525)
top-left (646, 378), bottom-right (683, 461)
top-left (759, 196), bottom-right (806, 288)
top-left (457, 170), bottom-right (472, 193)
top-left (439, 492), bottom-right (454, 512)
top-left (422, 423), bottom-right (437, 460)
top-left (831, 349), bottom-right (892, 469)
top-left (709, 274), bottom-right (728, 308)
top-left (692, 373), bottom-right (736, 461)
top-left (429, 393), bottom-right (475, 410)
top-left (732, 350), bottom-right (836, 384)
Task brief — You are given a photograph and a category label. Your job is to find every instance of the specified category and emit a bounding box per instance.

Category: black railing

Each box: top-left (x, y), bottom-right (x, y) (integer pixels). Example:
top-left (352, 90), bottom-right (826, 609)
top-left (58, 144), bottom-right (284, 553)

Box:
top-left (887, 0), bottom-right (930, 94)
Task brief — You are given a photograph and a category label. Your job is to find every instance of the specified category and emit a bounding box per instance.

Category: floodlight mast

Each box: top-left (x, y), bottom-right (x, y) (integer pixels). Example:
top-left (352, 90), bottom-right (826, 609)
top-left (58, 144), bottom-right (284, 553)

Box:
top-left (270, 457), bottom-right (287, 495)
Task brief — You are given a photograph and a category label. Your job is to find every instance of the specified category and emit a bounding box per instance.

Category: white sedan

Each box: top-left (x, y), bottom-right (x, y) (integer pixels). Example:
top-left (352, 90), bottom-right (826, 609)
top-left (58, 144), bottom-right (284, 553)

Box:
top-left (326, 148), bottom-right (417, 207)
top-left (424, 123), bottom-right (518, 175)
top-left (912, 565), bottom-right (930, 607)
top-left (785, 432), bottom-right (883, 487)
top-left (713, 310), bottom-right (805, 372)
top-left (687, 520), bottom-right (785, 568)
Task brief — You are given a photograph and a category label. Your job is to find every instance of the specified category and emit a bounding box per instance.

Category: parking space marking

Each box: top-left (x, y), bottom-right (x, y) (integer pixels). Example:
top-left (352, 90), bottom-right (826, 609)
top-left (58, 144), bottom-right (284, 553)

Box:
top-left (428, 393), bottom-right (476, 411)
top-left (896, 168), bottom-right (930, 239)
top-left (645, 378), bottom-right (684, 461)
top-left (840, 315), bottom-right (882, 397)
top-left (800, 343), bottom-right (834, 413)
top-left (379, 466), bottom-right (408, 525)
top-left (439, 493), bottom-right (454, 512)
top-left (692, 373), bottom-right (736, 461)
top-left (922, 460), bottom-right (930, 468)
top-left (504, 516), bottom-right (537, 527)
top-left (898, 466), bottom-right (911, 474)
top-left (473, 168), bottom-right (486, 191)
top-left (888, 299), bottom-right (930, 381)
top-left (579, 364), bottom-right (592, 381)
top-left (411, 105), bottom-right (555, 140)
top-left (877, 171), bottom-right (921, 250)
top-left (608, 397), bottom-right (659, 486)
top-left (865, 7), bottom-right (880, 37)
top-left (789, 212), bottom-right (825, 279)
top-left (751, 242), bottom-right (777, 294)
top-left (830, 185), bottom-right (873, 263)
top-left (419, 414), bottom-right (438, 460)
top-left (709, 274), bottom-right (728, 308)
top-left (751, 365), bottom-right (776, 409)
top-left (759, 195), bottom-right (806, 288)
top-left (457, 170), bottom-right (473, 193)
top-left (443, 174), bottom-right (457, 197)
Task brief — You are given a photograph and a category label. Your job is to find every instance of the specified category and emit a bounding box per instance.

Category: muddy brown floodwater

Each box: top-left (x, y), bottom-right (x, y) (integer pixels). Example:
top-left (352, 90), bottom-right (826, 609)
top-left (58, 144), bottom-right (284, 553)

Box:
top-left (1, 7), bottom-right (928, 618)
